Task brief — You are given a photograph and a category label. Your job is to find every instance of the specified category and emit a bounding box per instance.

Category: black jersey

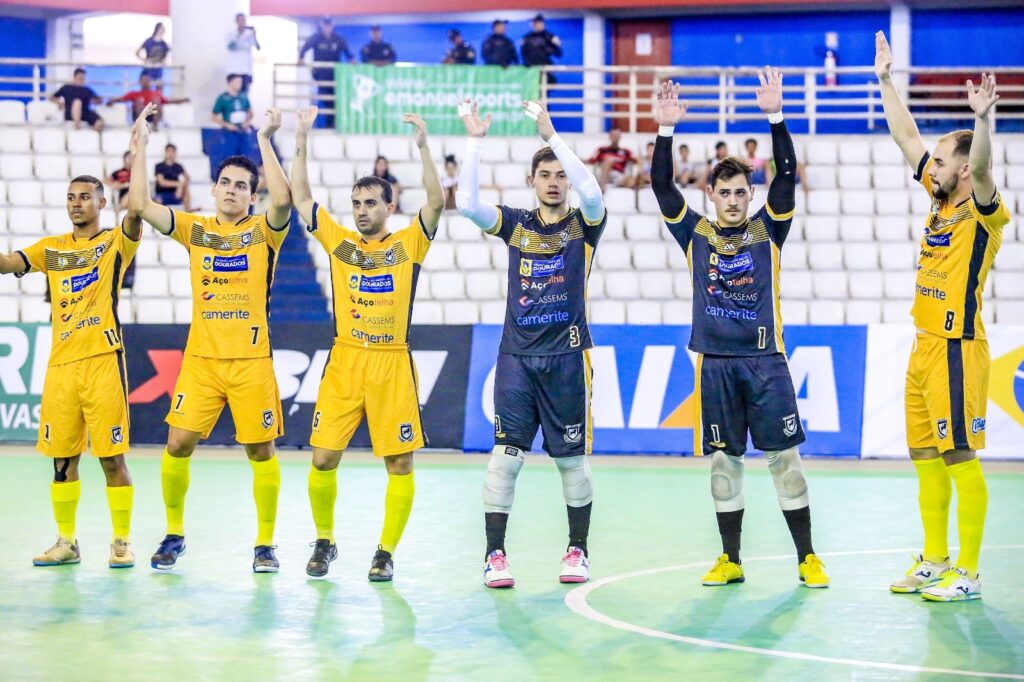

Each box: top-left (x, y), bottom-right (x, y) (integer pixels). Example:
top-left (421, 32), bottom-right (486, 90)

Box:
top-left (488, 205), bottom-right (605, 356)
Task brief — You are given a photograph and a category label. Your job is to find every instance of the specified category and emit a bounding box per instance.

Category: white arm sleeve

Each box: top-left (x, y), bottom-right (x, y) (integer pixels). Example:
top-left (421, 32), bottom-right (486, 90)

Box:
top-left (455, 137), bottom-right (499, 230)
top-left (547, 133), bottom-right (605, 223)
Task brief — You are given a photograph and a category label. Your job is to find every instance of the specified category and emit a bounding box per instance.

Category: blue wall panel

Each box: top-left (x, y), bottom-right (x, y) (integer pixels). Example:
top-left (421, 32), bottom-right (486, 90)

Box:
top-left (0, 17), bottom-right (47, 102)
top-left (912, 8), bottom-right (1024, 67)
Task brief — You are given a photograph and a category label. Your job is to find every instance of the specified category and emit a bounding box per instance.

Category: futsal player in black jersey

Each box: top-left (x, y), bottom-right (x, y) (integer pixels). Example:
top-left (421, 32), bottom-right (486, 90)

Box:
top-left (651, 71), bottom-right (829, 588)
top-left (457, 99), bottom-right (607, 588)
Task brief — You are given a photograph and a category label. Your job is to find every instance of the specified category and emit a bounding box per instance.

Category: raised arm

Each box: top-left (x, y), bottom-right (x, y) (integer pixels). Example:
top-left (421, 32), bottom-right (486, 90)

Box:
top-left (875, 31), bottom-right (927, 170)
top-left (121, 126), bottom-right (143, 241)
top-left (524, 100), bottom-right (604, 223)
top-left (0, 252), bottom-right (28, 275)
top-left (651, 80), bottom-right (686, 219)
top-left (967, 73), bottom-right (999, 204)
top-left (757, 67), bottom-right (795, 217)
top-left (455, 99), bottom-right (500, 230)
top-left (257, 107), bottom-right (291, 229)
top-left (404, 113), bottom-right (444, 236)
top-left (128, 102), bottom-right (174, 234)
top-left (291, 106), bottom-right (318, 226)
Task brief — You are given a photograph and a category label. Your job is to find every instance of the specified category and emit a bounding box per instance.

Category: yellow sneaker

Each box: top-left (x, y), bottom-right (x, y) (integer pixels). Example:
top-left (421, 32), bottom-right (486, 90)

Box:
top-left (702, 554), bottom-right (745, 586)
top-left (33, 537), bottom-right (81, 566)
top-left (109, 538), bottom-right (135, 569)
top-left (799, 553), bottom-right (830, 588)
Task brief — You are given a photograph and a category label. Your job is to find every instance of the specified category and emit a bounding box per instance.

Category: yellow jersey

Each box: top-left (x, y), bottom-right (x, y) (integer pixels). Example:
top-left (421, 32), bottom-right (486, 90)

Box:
top-left (912, 153), bottom-right (1009, 340)
top-left (169, 210), bottom-right (288, 358)
top-left (17, 225), bottom-right (139, 366)
top-left (308, 203), bottom-right (431, 350)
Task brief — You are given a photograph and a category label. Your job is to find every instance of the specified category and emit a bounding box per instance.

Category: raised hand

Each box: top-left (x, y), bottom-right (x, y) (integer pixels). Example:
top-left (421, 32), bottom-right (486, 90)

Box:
top-left (297, 106), bottom-right (318, 133)
top-left (654, 80), bottom-right (687, 126)
top-left (258, 107), bottom-right (282, 139)
top-left (403, 113), bottom-right (428, 147)
top-left (458, 98), bottom-right (492, 138)
top-left (966, 73), bottom-right (999, 120)
top-left (132, 101), bottom-right (158, 145)
top-left (523, 100), bottom-right (556, 141)
top-left (875, 31), bottom-right (893, 83)
top-left (755, 67), bottom-right (783, 114)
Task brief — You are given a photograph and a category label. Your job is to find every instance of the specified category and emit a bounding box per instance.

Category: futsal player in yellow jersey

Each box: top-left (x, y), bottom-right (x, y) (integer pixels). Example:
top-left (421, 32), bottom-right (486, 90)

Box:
top-left (290, 106), bottom-right (444, 580)
top-left (0, 168), bottom-right (141, 568)
top-left (127, 102), bottom-right (293, 573)
top-left (876, 33), bottom-right (1008, 601)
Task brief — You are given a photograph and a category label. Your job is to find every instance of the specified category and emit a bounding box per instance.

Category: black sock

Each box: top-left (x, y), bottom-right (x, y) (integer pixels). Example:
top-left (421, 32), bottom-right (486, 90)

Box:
top-left (485, 512), bottom-right (509, 558)
top-left (716, 509), bottom-right (744, 564)
top-left (566, 502), bottom-right (592, 556)
top-left (782, 506), bottom-right (815, 563)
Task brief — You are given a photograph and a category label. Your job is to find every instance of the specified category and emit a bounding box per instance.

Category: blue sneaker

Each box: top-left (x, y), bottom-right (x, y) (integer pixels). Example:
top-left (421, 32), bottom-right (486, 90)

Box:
top-left (151, 534), bottom-right (186, 570)
top-left (253, 545), bottom-right (279, 573)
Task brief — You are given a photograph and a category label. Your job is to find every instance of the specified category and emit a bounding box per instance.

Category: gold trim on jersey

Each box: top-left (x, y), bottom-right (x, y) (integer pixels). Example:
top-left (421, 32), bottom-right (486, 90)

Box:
top-left (44, 233), bottom-right (116, 272)
top-left (925, 200), bottom-right (973, 232)
top-left (770, 241), bottom-right (785, 353)
top-left (189, 222), bottom-right (267, 250)
top-left (694, 217), bottom-right (769, 252)
top-left (693, 353), bottom-right (704, 456)
top-left (510, 218), bottom-right (583, 256)
top-left (332, 240), bottom-right (411, 270)
top-left (766, 203), bottom-right (795, 222)
top-left (662, 199), bottom-right (689, 224)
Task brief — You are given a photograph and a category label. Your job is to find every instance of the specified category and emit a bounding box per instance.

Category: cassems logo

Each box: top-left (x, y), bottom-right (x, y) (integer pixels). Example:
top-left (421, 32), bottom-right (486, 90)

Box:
top-left (202, 292), bottom-right (216, 301)
top-left (68, 267), bottom-right (99, 293)
top-left (519, 255), bottom-right (564, 277)
top-left (520, 292), bottom-right (568, 307)
top-left (359, 274), bottom-right (394, 293)
top-left (925, 233), bottom-right (951, 247)
top-left (60, 313), bottom-right (73, 322)
top-left (212, 255), bottom-right (249, 272)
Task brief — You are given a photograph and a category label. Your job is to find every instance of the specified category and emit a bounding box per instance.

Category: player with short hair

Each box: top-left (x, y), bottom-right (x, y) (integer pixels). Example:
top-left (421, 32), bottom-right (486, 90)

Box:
top-left (128, 102), bottom-right (292, 573)
top-left (875, 33), bottom-right (1007, 602)
top-left (651, 72), bottom-right (829, 588)
top-left (457, 99), bottom-right (606, 588)
top-left (0, 161), bottom-right (142, 568)
top-left (290, 107), bottom-right (444, 581)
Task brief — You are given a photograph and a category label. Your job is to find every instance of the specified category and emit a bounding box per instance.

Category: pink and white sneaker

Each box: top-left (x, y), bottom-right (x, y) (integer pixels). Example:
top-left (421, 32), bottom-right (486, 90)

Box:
top-left (559, 546), bottom-right (590, 584)
top-left (484, 549), bottom-right (515, 588)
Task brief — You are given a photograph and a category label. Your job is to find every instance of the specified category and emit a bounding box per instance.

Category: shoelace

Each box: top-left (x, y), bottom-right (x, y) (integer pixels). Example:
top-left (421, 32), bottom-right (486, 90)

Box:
top-left (562, 549), bottom-right (582, 567)
top-left (489, 552), bottom-right (509, 571)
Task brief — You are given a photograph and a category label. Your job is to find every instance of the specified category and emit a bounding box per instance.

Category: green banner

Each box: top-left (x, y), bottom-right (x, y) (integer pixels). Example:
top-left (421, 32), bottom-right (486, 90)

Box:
top-left (0, 323), bottom-right (48, 441)
top-left (335, 64), bottom-right (541, 136)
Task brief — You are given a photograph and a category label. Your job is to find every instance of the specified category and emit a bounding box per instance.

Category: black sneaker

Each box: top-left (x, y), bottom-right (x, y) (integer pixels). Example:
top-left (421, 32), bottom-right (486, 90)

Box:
top-left (253, 545), bottom-right (280, 573)
top-left (306, 539), bottom-right (337, 578)
top-left (368, 545), bottom-right (393, 582)
top-left (151, 534), bottom-right (186, 570)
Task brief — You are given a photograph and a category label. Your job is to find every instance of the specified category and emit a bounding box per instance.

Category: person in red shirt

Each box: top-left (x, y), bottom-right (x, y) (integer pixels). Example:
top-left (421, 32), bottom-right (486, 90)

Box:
top-left (108, 73), bottom-right (189, 129)
top-left (586, 127), bottom-right (637, 191)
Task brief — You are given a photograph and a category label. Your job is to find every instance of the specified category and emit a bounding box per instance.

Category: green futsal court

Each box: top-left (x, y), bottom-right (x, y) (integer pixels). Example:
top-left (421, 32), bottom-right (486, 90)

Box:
top-left (1, 448), bottom-right (1022, 681)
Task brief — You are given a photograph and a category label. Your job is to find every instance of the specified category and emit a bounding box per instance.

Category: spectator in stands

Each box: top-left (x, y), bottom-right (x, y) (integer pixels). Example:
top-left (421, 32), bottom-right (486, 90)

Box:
top-left (443, 29), bottom-right (476, 65)
top-left (137, 22), bottom-right (170, 84)
top-left (108, 73), bottom-right (189, 130)
top-left (106, 151), bottom-right (132, 213)
top-left (743, 137), bottom-right (768, 184)
top-left (227, 13), bottom-right (260, 92)
top-left (636, 141), bottom-right (655, 188)
top-left (371, 155), bottom-right (402, 210)
top-left (441, 154), bottom-right (459, 210)
top-left (586, 127), bottom-right (637, 191)
top-left (697, 141), bottom-right (729, 189)
top-left (51, 68), bottom-right (103, 131)
top-left (154, 143), bottom-right (193, 211)
top-left (521, 14), bottom-right (562, 82)
top-left (361, 25), bottom-right (397, 66)
top-left (675, 143), bottom-right (696, 186)
top-left (299, 17), bottom-right (355, 130)
top-left (212, 74), bottom-right (253, 132)
top-left (482, 19), bottom-right (518, 68)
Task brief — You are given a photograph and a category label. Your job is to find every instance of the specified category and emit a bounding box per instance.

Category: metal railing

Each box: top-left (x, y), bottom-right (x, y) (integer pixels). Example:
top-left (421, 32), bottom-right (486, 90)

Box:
top-left (274, 62), bottom-right (1024, 135)
top-left (0, 59), bottom-right (186, 101)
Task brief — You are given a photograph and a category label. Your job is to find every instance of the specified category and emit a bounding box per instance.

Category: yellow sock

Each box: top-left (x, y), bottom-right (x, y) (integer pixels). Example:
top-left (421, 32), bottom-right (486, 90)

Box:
top-left (250, 456), bottom-right (280, 547)
top-left (379, 472), bottom-right (415, 555)
top-left (948, 458), bottom-right (988, 577)
top-left (913, 458), bottom-right (952, 563)
top-left (51, 479), bottom-right (81, 541)
top-left (161, 449), bottom-right (190, 536)
top-left (308, 466), bottom-right (338, 543)
top-left (106, 485), bottom-right (133, 542)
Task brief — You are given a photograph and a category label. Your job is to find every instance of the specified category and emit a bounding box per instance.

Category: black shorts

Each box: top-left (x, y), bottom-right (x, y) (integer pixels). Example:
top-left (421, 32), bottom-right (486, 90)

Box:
top-left (66, 108), bottom-right (100, 126)
top-left (493, 351), bottom-right (592, 457)
top-left (155, 189), bottom-right (179, 206)
top-left (695, 353), bottom-right (805, 457)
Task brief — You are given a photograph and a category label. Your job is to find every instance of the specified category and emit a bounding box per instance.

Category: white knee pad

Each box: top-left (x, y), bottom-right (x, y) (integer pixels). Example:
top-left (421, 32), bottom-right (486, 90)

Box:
top-left (710, 450), bottom-right (745, 513)
top-left (554, 455), bottom-right (593, 508)
top-left (765, 447), bottom-right (809, 511)
top-left (483, 445), bottom-right (525, 513)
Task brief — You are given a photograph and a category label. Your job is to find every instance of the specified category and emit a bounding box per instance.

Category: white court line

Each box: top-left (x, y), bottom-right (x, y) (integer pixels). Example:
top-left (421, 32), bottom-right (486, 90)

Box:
top-left (565, 545), bottom-right (1024, 680)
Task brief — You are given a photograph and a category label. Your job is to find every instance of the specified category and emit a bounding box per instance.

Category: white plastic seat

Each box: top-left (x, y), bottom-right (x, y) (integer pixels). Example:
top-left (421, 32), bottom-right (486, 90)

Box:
top-left (638, 271), bottom-right (674, 300)
top-left (7, 180), bottom-right (42, 205)
top-left (311, 134), bottom-right (345, 160)
top-left (996, 301), bottom-right (1024, 323)
top-left (501, 188), bottom-right (536, 208)
top-left (804, 166), bottom-right (836, 190)
top-left (134, 240), bottom-right (159, 267)
top-left (35, 157), bottom-right (68, 181)
top-left (803, 215), bottom-right (840, 242)
top-left (479, 300), bottom-right (506, 324)
top-left (604, 188), bottom-right (636, 214)
top-left (426, 241), bottom-right (455, 270)
top-left (806, 190), bottom-right (839, 215)
top-left (805, 140), bottom-right (837, 165)
top-left (428, 271), bottom-right (466, 300)
top-left (837, 166), bottom-right (871, 189)
top-left (480, 138), bottom-right (510, 163)
top-left (806, 243), bottom-right (843, 270)
top-left (0, 295), bottom-right (18, 322)
top-left (626, 300), bottom-right (661, 324)
top-left (781, 299), bottom-right (808, 324)
top-left (603, 271), bottom-right (640, 300)
top-left (874, 216), bottom-right (912, 242)
top-left (32, 128), bottom-right (66, 154)
top-left (662, 300), bottom-right (692, 324)
top-left (595, 243), bottom-right (632, 270)
top-left (69, 155), bottom-right (105, 179)
top-left (843, 243), bottom-right (879, 271)
top-left (447, 216), bottom-right (484, 241)
top-left (135, 300), bottom-right (175, 323)
top-left (465, 271), bottom-right (502, 300)
top-left (1, 154), bottom-right (35, 180)
top-left (101, 128), bottom-right (131, 155)
top-left (494, 164), bottom-right (529, 189)
top-left (587, 271), bottom-right (606, 299)
top-left (845, 300), bottom-right (882, 324)
top-left (589, 300), bottom-right (626, 324)
top-left (26, 100), bottom-right (60, 125)
top-left (632, 242), bottom-right (668, 269)
top-left (782, 242), bottom-right (808, 269)
top-left (637, 188), bottom-right (662, 215)
top-left (443, 301), bottom-right (479, 324)
top-left (871, 140), bottom-right (906, 165)
top-left (848, 272), bottom-right (883, 299)
top-left (997, 243), bottom-right (1024, 271)
top-left (411, 301), bottom-right (443, 324)
top-left (780, 270), bottom-right (812, 299)
top-left (882, 300), bottom-right (911, 323)
top-left (880, 243), bottom-right (916, 271)
top-left (838, 217), bottom-right (873, 242)
top-left (455, 243), bottom-right (492, 270)
top-left (132, 268), bottom-right (169, 297)
top-left (8, 207), bottom-right (46, 234)
top-left (168, 128), bottom-right (203, 157)
top-left (345, 136), bottom-right (377, 161)
top-left (808, 300), bottom-right (844, 325)
top-left (841, 190), bottom-right (875, 215)
top-left (0, 100), bottom-right (26, 124)
top-left (162, 103), bottom-right (196, 128)
top-left (838, 141), bottom-right (871, 165)
top-left (328, 186), bottom-right (354, 211)
top-left (167, 268), bottom-right (191, 297)
top-left (42, 207), bottom-right (68, 233)
top-left (883, 272), bottom-right (916, 299)
top-left (377, 137), bottom-right (410, 162)
top-left (159, 240), bottom-right (190, 267)
top-left (387, 162), bottom-right (422, 188)
top-left (991, 271), bottom-right (1020, 299)
top-left (812, 270), bottom-right (848, 298)
top-left (489, 241), bottom-right (509, 270)
top-left (67, 129), bottom-right (101, 154)
top-left (875, 190), bottom-right (910, 215)
top-left (20, 296), bottom-right (51, 321)
top-left (171, 299), bottom-right (190, 323)
top-left (872, 165), bottom-right (908, 189)
top-left (625, 215), bottom-right (662, 241)
top-left (910, 191), bottom-right (933, 215)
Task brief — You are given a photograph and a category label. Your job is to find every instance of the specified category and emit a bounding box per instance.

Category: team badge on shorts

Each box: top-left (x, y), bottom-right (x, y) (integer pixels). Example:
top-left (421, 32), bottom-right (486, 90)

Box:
top-left (937, 418), bottom-right (948, 440)
top-left (564, 423), bottom-right (582, 444)
top-left (111, 426), bottom-right (123, 445)
top-left (782, 414), bottom-right (798, 437)
top-left (399, 423), bottom-right (414, 443)
top-left (262, 410), bottom-right (274, 428)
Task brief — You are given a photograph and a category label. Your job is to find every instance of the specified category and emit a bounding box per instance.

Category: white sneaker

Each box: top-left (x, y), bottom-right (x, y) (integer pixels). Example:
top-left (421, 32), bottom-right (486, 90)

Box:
top-left (890, 553), bottom-right (950, 593)
top-left (921, 567), bottom-right (982, 602)
top-left (559, 546), bottom-right (590, 584)
top-left (484, 550), bottom-right (514, 588)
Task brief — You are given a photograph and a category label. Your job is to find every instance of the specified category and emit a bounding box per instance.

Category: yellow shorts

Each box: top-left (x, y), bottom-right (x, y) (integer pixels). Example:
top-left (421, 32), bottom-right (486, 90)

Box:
top-left (906, 332), bottom-right (989, 453)
top-left (310, 344), bottom-right (425, 457)
top-left (38, 351), bottom-right (130, 458)
top-left (166, 355), bottom-right (283, 444)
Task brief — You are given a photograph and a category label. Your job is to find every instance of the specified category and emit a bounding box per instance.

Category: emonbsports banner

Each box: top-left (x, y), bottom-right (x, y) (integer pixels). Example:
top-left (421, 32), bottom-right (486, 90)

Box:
top-left (334, 64), bottom-right (541, 136)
